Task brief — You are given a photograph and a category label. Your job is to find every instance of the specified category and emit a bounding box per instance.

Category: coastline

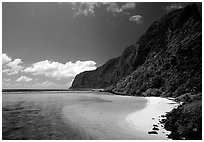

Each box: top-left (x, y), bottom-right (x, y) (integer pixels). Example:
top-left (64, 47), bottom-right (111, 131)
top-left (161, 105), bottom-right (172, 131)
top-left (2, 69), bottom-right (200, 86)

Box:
top-left (3, 91), bottom-right (180, 140)
top-left (126, 97), bottom-right (180, 139)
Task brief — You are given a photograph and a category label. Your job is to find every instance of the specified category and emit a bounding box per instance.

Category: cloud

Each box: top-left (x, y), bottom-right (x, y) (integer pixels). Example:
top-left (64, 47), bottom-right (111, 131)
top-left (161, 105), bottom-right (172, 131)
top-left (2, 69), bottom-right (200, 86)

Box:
top-left (72, 2), bottom-right (99, 16)
top-left (2, 53), bottom-right (24, 75)
top-left (16, 76), bottom-right (32, 82)
top-left (7, 59), bottom-right (23, 69)
top-left (166, 4), bottom-right (183, 12)
top-left (4, 59), bottom-right (24, 75)
top-left (103, 2), bottom-right (136, 16)
top-left (2, 52), bottom-right (97, 83)
top-left (129, 15), bottom-right (143, 24)
top-left (120, 2), bottom-right (136, 11)
top-left (72, 2), bottom-right (136, 17)
top-left (2, 53), bottom-right (12, 65)
top-left (24, 60), bottom-right (97, 79)
top-left (106, 3), bottom-right (121, 14)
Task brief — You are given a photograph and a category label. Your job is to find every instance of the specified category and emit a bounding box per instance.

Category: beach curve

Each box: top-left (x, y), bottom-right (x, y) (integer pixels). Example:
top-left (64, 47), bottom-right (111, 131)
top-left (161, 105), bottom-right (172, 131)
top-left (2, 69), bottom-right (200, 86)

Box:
top-left (62, 94), bottom-right (170, 139)
top-left (126, 97), bottom-right (180, 139)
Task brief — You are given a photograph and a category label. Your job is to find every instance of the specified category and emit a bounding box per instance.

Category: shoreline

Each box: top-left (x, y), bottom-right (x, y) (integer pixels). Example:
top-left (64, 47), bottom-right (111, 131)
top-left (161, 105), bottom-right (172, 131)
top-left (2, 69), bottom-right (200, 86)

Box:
top-left (62, 94), bottom-right (150, 139)
top-left (126, 96), bottom-right (180, 139)
top-left (61, 93), bottom-right (177, 140)
top-left (3, 91), bottom-right (180, 140)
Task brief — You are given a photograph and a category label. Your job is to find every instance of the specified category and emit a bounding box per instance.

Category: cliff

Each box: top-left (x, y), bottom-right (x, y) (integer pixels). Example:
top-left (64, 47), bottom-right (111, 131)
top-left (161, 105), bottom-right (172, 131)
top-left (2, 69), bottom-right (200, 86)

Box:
top-left (107, 4), bottom-right (201, 98)
top-left (70, 4), bottom-right (202, 139)
top-left (71, 44), bottom-right (149, 89)
top-left (106, 4), bottom-right (202, 140)
top-left (71, 4), bottom-right (201, 95)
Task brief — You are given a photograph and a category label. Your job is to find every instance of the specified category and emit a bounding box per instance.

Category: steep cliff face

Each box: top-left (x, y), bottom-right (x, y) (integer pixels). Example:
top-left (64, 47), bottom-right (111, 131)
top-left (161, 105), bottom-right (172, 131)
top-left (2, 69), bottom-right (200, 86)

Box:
top-left (107, 4), bottom-right (201, 98)
top-left (71, 44), bottom-right (149, 89)
top-left (106, 4), bottom-right (202, 139)
top-left (71, 4), bottom-right (201, 95)
top-left (70, 4), bottom-right (202, 139)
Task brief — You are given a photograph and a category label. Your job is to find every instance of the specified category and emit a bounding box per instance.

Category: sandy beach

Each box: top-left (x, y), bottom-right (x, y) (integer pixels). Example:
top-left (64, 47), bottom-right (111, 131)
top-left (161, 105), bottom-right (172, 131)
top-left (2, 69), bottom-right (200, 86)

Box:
top-left (2, 91), bottom-right (178, 140)
top-left (126, 97), bottom-right (179, 139)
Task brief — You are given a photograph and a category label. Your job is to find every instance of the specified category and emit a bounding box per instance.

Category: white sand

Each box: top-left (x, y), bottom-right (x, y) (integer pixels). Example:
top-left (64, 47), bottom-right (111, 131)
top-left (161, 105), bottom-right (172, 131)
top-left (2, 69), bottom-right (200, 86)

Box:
top-left (62, 93), bottom-right (178, 139)
top-left (62, 94), bottom-right (151, 139)
top-left (126, 97), bottom-right (179, 139)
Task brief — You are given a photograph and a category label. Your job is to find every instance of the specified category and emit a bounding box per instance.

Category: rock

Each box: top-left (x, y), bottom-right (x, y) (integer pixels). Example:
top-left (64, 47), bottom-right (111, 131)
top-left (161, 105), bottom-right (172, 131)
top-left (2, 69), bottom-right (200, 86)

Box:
top-left (153, 124), bottom-right (159, 127)
top-left (160, 97), bottom-right (202, 140)
top-left (153, 127), bottom-right (159, 131)
top-left (148, 131), bottom-right (158, 134)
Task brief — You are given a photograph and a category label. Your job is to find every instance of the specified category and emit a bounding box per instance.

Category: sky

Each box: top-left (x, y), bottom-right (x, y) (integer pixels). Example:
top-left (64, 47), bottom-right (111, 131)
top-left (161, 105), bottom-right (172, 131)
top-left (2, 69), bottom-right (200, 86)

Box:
top-left (2, 2), bottom-right (195, 89)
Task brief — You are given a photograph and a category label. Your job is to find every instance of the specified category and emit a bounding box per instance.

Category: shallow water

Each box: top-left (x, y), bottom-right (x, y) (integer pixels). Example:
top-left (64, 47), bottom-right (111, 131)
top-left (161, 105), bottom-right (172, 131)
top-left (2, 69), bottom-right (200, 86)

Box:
top-left (2, 91), bottom-right (174, 140)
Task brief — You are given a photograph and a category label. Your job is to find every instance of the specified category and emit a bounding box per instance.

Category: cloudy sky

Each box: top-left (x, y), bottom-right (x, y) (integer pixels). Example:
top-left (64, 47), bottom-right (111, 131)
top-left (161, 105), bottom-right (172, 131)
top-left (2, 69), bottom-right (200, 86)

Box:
top-left (2, 2), bottom-right (195, 89)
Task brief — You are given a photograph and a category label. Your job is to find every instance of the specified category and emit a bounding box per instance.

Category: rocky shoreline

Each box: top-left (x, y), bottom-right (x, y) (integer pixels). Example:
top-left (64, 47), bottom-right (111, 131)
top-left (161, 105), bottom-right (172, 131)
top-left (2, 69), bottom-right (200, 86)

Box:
top-left (160, 93), bottom-right (202, 140)
top-left (106, 89), bottom-right (202, 140)
top-left (126, 96), bottom-right (180, 139)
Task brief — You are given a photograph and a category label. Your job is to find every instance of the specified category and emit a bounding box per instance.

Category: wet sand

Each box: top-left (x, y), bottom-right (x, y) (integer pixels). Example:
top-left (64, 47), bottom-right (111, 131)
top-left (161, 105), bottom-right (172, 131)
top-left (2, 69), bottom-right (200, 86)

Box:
top-left (2, 92), bottom-right (177, 140)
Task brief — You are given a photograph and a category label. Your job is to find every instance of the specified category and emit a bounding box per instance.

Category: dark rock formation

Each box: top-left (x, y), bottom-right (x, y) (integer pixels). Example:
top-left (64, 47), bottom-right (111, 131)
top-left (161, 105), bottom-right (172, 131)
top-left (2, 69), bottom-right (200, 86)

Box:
top-left (152, 127), bottom-right (159, 131)
top-left (71, 44), bottom-right (148, 89)
top-left (71, 4), bottom-right (201, 96)
top-left (160, 93), bottom-right (202, 140)
top-left (153, 124), bottom-right (159, 127)
top-left (106, 5), bottom-right (202, 139)
top-left (107, 4), bottom-right (202, 98)
top-left (148, 131), bottom-right (158, 135)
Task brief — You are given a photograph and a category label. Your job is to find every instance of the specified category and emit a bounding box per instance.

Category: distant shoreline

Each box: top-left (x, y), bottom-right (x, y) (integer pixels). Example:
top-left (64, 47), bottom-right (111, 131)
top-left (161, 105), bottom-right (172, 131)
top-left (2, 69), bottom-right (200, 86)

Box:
top-left (2, 89), bottom-right (69, 92)
top-left (2, 88), bottom-right (105, 92)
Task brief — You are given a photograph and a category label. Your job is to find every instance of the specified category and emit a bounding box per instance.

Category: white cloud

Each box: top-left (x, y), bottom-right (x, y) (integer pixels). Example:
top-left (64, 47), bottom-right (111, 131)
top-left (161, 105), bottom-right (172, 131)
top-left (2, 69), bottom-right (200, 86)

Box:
top-left (103, 2), bottom-right (136, 15)
top-left (120, 2), bottom-right (136, 12)
top-left (16, 76), bottom-right (32, 82)
top-left (2, 53), bottom-right (12, 65)
top-left (166, 4), bottom-right (183, 12)
top-left (106, 3), bottom-right (121, 14)
top-left (72, 2), bottom-right (136, 17)
top-left (6, 59), bottom-right (24, 74)
top-left (2, 53), bottom-right (24, 75)
top-left (72, 2), bottom-right (99, 16)
top-left (24, 60), bottom-right (97, 79)
top-left (129, 15), bottom-right (143, 24)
